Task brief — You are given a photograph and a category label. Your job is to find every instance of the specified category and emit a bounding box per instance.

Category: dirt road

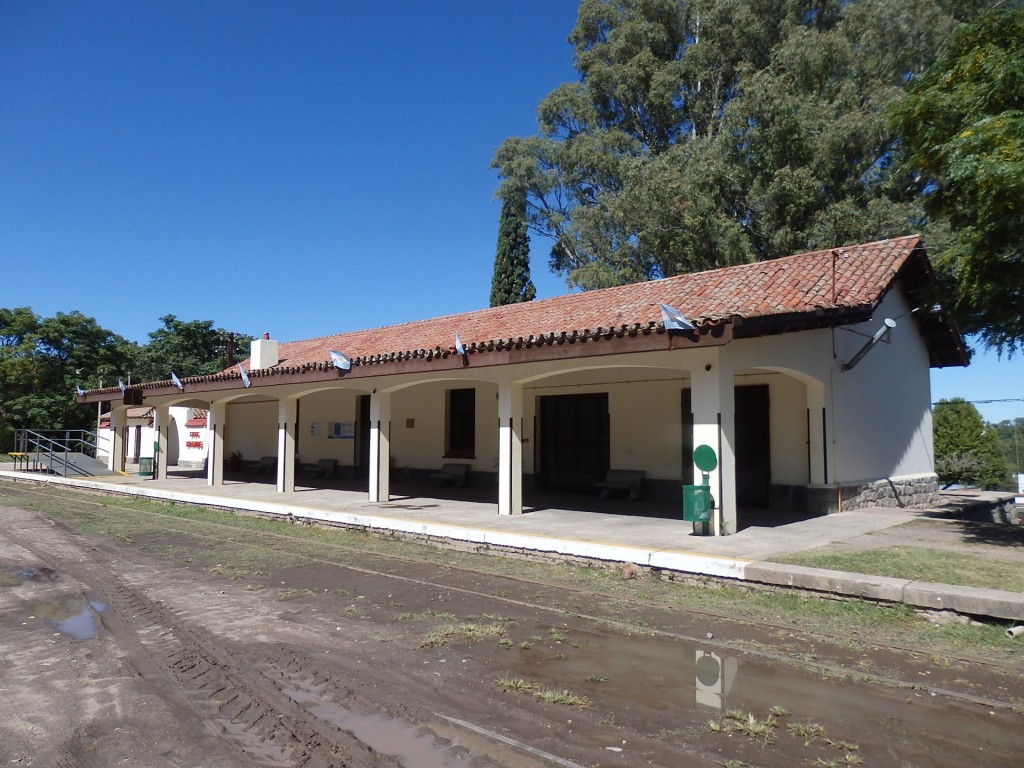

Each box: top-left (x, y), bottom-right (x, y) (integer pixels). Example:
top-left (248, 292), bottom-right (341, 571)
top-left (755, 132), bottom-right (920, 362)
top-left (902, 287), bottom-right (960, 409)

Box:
top-left (1, 488), bottom-right (1022, 767)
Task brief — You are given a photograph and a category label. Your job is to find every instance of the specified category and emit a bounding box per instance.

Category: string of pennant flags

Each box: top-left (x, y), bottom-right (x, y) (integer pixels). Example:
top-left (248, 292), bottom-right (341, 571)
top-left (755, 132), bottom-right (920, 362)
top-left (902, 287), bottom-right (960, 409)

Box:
top-left (75, 304), bottom-right (693, 398)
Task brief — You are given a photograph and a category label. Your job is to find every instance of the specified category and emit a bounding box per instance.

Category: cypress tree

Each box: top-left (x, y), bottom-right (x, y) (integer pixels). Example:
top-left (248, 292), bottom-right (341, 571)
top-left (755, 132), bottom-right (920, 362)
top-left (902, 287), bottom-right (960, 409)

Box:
top-left (489, 187), bottom-right (536, 307)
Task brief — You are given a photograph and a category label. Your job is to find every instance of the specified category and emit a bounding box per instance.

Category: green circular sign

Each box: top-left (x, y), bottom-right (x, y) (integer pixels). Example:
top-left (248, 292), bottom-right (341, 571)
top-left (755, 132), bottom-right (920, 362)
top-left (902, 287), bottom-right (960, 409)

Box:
top-left (693, 444), bottom-right (718, 472)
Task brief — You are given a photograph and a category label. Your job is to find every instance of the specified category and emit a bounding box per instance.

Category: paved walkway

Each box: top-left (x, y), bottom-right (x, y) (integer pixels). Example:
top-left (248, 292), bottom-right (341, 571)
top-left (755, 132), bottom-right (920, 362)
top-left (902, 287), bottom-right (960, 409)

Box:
top-left (2, 468), bottom-right (1022, 621)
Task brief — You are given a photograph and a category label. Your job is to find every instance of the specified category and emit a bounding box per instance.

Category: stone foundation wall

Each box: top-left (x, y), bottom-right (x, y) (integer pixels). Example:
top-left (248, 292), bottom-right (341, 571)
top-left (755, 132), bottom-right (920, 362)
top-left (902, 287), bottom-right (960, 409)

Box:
top-left (800, 476), bottom-right (939, 515)
top-left (840, 475), bottom-right (938, 511)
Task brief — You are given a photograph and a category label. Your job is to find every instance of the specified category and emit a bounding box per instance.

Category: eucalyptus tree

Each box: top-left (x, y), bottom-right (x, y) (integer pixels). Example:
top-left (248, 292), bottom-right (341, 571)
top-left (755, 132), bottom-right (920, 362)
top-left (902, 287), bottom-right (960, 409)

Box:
top-left (493, 0), bottom-right (977, 290)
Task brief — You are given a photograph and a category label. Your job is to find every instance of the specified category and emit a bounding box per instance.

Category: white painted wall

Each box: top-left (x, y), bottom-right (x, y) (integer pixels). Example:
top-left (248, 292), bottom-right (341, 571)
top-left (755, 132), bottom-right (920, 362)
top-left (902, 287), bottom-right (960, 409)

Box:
top-left (297, 389), bottom-right (360, 466)
top-left (828, 289), bottom-right (934, 483)
top-left (389, 381), bottom-right (499, 472)
top-left (226, 400), bottom-right (277, 460)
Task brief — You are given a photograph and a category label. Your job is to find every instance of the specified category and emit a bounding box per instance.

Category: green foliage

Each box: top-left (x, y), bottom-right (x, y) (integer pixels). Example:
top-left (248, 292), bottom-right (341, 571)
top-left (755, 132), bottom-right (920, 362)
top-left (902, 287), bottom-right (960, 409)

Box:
top-left (133, 315), bottom-right (253, 382)
top-left (489, 187), bottom-right (536, 306)
top-left (0, 308), bottom-right (252, 448)
top-left (493, 0), bottom-right (973, 290)
top-left (0, 307), bottom-right (136, 446)
top-left (889, 8), bottom-right (1024, 353)
top-left (991, 418), bottom-right (1024, 477)
top-left (932, 398), bottom-right (1010, 489)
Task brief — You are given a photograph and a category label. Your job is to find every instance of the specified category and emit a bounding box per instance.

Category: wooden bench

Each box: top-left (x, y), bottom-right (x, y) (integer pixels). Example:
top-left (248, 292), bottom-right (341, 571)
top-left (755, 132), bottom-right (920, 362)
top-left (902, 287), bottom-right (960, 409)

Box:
top-left (429, 463), bottom-right (469, 488)
top-left (307, 458), bottom-right (337, 479)
top-left (595, 469), bottom-right (644, 501)
top-left (252, 456), bottom-right (277, 475)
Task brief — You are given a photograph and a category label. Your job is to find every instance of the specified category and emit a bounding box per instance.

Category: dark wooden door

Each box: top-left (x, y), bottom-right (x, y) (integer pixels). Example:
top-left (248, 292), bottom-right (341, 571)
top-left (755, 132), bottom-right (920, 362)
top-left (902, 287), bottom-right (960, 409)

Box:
top-left (735, 385), bottom-right (771, 506)
top-left (355, 395), bottom-right (371, 479)
top-left (681, 388), bottom-right (694, 485)
top-left (539, 394), bottom-right (609, 493)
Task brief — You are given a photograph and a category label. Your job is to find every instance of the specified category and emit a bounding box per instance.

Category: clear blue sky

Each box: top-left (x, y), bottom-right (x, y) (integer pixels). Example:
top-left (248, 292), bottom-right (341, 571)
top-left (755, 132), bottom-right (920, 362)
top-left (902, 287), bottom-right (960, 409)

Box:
top-left (2, 1), bottom-right (1020, 423)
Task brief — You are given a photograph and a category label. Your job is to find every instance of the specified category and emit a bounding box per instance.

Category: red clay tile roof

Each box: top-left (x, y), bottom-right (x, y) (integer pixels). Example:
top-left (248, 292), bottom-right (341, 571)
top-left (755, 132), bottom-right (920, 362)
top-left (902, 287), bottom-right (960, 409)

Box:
top-left (98, 235), bottom-right (963, 398)
top-left (257, 234), bottom-right (951, 369)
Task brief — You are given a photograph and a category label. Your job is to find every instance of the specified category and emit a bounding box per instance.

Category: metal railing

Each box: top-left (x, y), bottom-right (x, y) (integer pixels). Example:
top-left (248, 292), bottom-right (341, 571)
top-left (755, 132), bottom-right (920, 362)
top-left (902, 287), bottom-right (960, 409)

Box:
top-left (11, 429), bottom-right (102, 477)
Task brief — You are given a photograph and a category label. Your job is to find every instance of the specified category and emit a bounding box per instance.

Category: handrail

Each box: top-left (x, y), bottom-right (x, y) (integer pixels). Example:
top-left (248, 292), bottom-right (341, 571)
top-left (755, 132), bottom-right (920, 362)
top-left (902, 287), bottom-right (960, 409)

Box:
top-left (12, 429), bottom-right (101, 477)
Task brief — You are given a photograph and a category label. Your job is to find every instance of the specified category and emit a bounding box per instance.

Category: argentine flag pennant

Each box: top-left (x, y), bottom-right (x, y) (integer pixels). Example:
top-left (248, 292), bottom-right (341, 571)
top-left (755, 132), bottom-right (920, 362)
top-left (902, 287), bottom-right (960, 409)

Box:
top-left (659, 303), bottom-right (695, 331)
top-left (329, 350), bottom-right (351, 371)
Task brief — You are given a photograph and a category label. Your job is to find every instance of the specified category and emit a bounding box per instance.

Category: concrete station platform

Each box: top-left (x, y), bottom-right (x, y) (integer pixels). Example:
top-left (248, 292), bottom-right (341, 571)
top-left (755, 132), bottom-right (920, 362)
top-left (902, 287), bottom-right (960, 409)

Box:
top-left (2, 467), bottom-right (1022, 622)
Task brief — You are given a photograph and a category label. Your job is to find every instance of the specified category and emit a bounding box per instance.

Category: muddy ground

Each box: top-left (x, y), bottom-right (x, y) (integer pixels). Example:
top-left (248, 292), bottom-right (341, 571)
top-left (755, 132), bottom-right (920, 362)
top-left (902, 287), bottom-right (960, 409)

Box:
top-left (1, 489), bottom-right (1022, 767)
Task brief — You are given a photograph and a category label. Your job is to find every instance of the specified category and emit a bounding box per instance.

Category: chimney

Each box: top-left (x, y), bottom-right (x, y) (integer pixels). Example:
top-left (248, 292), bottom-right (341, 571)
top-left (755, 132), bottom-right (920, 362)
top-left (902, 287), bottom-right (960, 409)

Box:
top-left (250, 332), bottom-right (279, 370)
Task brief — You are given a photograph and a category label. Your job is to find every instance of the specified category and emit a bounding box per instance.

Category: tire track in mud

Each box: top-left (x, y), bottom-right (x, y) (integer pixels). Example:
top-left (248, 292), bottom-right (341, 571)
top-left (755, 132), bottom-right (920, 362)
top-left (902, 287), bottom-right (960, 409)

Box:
top-left (2, 517), bottom-right (382, 767)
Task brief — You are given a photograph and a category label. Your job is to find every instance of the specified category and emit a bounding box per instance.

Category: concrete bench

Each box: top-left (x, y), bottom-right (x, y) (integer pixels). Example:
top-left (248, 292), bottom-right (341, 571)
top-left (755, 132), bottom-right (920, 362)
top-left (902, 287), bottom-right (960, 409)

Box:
top-left (595, 469), bottom-right (644, 501)
top-left (429, 463), bottom-right (469, 488)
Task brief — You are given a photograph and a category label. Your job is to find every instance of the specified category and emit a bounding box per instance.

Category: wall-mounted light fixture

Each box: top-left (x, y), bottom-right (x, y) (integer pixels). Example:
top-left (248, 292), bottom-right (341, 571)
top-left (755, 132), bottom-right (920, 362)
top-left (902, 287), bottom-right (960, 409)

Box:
top-left (841, 318), bottom-right (896, 372)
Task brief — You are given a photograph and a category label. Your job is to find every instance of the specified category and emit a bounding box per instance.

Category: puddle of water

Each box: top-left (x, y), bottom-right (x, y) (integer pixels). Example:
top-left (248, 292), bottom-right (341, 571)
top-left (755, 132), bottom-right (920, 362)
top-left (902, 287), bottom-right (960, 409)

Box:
top-left (285, 685), bottom-right (467, 768)
top-left (513, 626), bottom-right (1022, 765)
top-left (28, 596), bottom-right (107, 641)
top-left (2, 564), bottom-right (59, 585)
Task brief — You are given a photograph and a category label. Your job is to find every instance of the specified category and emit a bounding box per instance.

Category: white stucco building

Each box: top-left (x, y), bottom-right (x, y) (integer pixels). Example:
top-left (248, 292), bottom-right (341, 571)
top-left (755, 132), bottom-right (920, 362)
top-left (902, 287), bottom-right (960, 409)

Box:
top-left (80, 236), bottom-right (968, 534)
top-left (97, 406), bottom-right (209, 470)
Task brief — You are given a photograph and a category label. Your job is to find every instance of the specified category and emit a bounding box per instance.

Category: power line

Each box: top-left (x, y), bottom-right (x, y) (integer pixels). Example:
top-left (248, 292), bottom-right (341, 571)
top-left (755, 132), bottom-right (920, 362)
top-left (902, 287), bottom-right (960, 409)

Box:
top-left (932, 398), bottom-right (1024, 406)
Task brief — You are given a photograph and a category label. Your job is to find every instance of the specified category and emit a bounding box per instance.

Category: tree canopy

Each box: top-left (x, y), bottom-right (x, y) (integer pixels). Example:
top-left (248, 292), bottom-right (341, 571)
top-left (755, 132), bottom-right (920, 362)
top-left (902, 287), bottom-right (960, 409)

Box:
top-left (889, 7), bottom-right (1024, 354)
top-left (493, 0), bottom-right (979, 291)
top-left (0, 309), bottom-right (252, 448)
top-left (133, 315), bottom-right (252, 382)
top-left (933, 398), bottom-right (1010, 490)
top-left (0, 307), bottom-right (135, 444)
top-left (489, 186), bottom-right (537, 307)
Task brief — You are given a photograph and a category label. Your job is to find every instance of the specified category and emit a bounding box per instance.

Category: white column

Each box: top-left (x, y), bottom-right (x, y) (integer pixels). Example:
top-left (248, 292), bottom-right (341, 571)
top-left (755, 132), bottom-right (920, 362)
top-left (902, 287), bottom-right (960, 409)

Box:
top-left (691, 351), bottom-right (736, 535)
top-left (208, 400), bottom-right (226, 486)
top-left (369, 391), bottom-right (391, 502)
top-left (109, 407), bottom-right (126, 474)
top-left (498, 382), bottom-right (524, 516)
top-left (153, 404), bottom-right (169, 479)
top-left (277, 397), bottom-right (298, 493)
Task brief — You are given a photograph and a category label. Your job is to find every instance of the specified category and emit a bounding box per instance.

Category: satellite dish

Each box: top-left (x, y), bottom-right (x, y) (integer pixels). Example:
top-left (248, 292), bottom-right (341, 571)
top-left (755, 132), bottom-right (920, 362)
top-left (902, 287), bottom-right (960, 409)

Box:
top-left (693, 444), bottom-right (718, 473)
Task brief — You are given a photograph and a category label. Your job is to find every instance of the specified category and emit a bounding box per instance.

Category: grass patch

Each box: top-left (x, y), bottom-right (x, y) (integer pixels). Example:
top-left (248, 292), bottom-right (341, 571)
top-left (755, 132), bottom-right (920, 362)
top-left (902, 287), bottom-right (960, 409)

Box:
top-left (420, 622), bottom-right (508, 648)
top-left (772, 545), bottom-right (1024, 593)
top-left (497, 676), bottom-right (589, 707)
top-left (2, 482), bottom-right (1019, 665)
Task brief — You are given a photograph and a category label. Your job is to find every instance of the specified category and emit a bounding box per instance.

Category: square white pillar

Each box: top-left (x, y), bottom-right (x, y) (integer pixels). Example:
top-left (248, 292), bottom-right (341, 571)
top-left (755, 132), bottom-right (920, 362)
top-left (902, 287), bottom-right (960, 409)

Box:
top-left (690, 353), bottom-right (736, 535)
top-left (498, 382), bottom-right (524, 516)
top-left (208, 401), bottom-right (226, 486)
top-left (108, 407), bottom-right (127, 474)
top-left (153, 404), bottom-right (169, 479)
top-left (369, 391), bottom-right (391, 503)
top-left (277, 397), bottom-right (298, 493)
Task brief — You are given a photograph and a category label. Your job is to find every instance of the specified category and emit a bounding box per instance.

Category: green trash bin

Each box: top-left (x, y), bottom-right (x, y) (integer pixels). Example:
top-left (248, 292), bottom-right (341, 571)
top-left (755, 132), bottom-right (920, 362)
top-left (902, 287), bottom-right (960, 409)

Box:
top-left (138, 457), bottom-right (154, 478)
top-left (682, 484), bottom-right (712, 535)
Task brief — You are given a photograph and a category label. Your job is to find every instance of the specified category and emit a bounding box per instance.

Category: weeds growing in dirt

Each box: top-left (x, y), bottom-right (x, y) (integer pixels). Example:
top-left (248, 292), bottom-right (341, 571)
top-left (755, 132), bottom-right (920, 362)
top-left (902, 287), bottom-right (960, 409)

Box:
top-left (496, 676), bottom-right (589, 707)
top-left (496, 676), bottom-right (537, 693)
top-left (788, 720), bottom-right (825, 747)
top-left (421, 622), bottom-right (507, 647)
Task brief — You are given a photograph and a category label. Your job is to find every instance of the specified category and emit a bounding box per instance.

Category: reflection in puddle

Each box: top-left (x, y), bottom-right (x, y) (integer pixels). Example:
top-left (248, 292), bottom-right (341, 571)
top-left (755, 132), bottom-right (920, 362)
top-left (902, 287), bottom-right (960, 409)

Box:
top-left (694, 649), bottom-right (737, 711)
top-left (28, 596), bottom-right (107, 641)
top-left (514, 626), bottom-right (1022, 766)
top-left (285, 686), bottom-right (466, 768)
